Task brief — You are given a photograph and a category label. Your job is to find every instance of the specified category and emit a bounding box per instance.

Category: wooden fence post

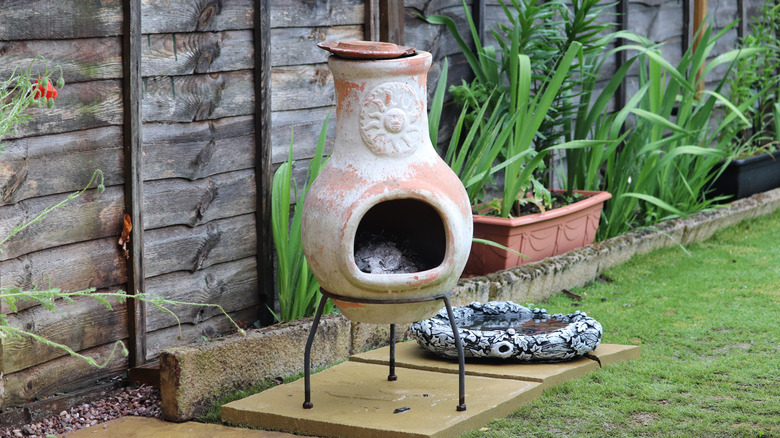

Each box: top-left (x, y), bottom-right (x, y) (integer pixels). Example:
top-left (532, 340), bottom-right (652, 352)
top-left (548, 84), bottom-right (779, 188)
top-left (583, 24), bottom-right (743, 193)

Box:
top-left (693, 0), bottom-right (707, 93)
top-left (737, 0), bottom-right (746, 40)
top-left (615, 0), bottom-right (629, 112)
top-left (472, 0), bottom-right (486, 45)
top-left (255, 0), bottom-right (275, 326)
top-left (380, 0), bottom-right (405, 44)
top-left (683, 0), bottom-right (691, 56)
top-left (366, 0), bottom-right (381, 41)
top-left (122, 0), bottom-right (146, 367)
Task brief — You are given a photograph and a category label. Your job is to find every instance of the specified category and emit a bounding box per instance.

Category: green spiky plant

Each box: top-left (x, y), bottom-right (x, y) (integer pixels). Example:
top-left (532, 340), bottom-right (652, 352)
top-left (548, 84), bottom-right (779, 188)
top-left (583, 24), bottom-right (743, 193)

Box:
top-left (565, 20), bottom-right (759, 240)
top-left (271, 115), bottom-right (334, 322)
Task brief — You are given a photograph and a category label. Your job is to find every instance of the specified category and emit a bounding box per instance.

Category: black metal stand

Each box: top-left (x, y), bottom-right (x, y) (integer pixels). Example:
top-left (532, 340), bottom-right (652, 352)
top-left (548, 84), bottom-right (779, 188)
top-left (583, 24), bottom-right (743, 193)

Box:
top-left (302, 289), bottom-right (467, 412)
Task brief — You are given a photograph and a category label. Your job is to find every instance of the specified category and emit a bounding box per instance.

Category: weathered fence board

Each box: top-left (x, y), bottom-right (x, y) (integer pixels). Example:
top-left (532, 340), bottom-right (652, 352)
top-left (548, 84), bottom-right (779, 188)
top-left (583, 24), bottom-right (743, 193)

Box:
top-left (405, 0), bottom-right (468, 14)
top-left (271, 107), bottom-right (335, 164)
top-left (143, 214), bottom-right (256, 278)
top-left (142, 30), bottom-right (254, 77)
top-left (141, 0), bottom-right (253, 34)
top-left (142, 116), bottom-right (255, 181)
top-left (141, 70), bottom-right (254, 122)
top-left (0, 1), bottom-right (122, 40)
top-left (270, 0), bottom-right (363, 28)
top-left (628, 0), bottom-right (685, 63)
top-left (270, 64), bottom-right (334, 112)
top-left (5, 80), bottom-right (123, 140)
top-left (0, 38), bottom-right (123, 83)
top-left (144, 257), bottom-right (258, 332)
top-left (0, 127), bottom-right (123, 206)
top-left (1, 343), bottom-right (128, 409)
top-left (0, 238), bottom-right (126, 310)
top-left (270, 25), bottom-right (363, 67)
top-left (145, 307), bottom-right (258, 359)
top-left (0, 186), bottom-right (124, 262)
top-left (405, 3), bottom-right (474, 58)
top-left (1, 296), bottom-right (127, 374)
top-left (143, 169), bottom-right (256, 229)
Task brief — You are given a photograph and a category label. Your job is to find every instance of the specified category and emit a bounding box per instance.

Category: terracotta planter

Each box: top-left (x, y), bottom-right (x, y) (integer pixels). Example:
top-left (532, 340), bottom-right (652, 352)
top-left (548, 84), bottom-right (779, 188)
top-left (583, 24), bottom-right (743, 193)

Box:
top-left (710, 149), bottom-right (780, 200)
top-left (463, 190), bottom-right (611, 277)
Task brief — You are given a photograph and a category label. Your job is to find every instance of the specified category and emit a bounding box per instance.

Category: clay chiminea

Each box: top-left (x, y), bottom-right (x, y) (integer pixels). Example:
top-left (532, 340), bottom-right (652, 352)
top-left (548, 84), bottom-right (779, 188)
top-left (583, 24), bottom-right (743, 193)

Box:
top-left (301, 41), bottom-right (473, 324)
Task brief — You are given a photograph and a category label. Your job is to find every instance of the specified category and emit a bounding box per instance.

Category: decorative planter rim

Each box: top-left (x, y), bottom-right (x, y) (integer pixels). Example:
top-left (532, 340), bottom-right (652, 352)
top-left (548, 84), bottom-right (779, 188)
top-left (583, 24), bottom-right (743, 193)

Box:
top-left (472, 190), bottom-right (612, 227)
top-left (409, 301), bottom-right (603, 362)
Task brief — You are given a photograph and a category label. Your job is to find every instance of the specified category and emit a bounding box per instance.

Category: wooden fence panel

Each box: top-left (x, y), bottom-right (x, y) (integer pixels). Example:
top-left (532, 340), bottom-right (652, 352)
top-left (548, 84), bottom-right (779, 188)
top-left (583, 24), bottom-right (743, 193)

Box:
top-left (143, 169), bottom-right (256, 229)
top-left (141, 70), bottom-right (254, 122)
top-left (142, 117), bottom-right (255, 182)
top-left (0, 186), bottom-right (124, 262)
top-left (1, 343), bottom-right (129, 408)
top-left (1, 295), bottom-right (128, 374)
top-left (0, 38), bottom-right (123, 83)
top-left (0, 1), bottom-right (122, 40)
top-left (145, 306), bottom-right (258, 359)
top-left (142, 30), bottom-right (254, 77)
top-left (144, 257), bottom-right (258, 332)
top-left (142, 214), bottom-right (256, 278)
top-left (0, 127), bottom-right (123, 206)
top-left (270, 0), bottom-right (363, 28)
top-left (4, 80), bottom-right (123, 140)
top-left (141, 0), bottom-right (254, 33)
top-left (137, 0), bottom-right (260, 361)
top-left (270, 26), bottom-right (363, 67)
top-left (270, 64), bottom-right (335, 112)
top-left (0, 238), bottom-right (127, 307)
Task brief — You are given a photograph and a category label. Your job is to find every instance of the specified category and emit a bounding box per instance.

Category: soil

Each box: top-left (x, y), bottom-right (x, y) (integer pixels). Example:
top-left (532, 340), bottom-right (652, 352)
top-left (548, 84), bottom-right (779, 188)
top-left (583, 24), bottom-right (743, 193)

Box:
top-left (0, 385), bottom-right (161, 438)
top-left (476, 192), bottom-right (587, 218)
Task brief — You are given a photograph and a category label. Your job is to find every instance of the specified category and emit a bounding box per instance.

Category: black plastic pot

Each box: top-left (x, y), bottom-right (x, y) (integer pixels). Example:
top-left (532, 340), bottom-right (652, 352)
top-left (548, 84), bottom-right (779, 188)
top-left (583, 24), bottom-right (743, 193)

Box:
top-left (711, 149), bottom-right (780, 199)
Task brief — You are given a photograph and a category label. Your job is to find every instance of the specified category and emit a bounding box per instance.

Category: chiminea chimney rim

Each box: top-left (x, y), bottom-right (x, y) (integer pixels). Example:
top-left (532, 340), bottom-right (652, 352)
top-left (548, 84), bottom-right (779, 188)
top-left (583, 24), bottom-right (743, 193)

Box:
top-left (318, 40), bottom-right (417, 60)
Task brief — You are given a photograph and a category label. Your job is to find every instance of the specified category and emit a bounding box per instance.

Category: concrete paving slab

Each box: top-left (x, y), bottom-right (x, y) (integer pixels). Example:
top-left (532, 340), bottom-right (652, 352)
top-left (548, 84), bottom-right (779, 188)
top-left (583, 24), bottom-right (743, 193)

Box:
top-left (350, 341), bottom-right (600, 387)
top-left (588, 343), bottom-right (641, 366)
top-left (64, 416), bottom-right (297, 437)
top-left (221, 361), bottom-right (542, 438)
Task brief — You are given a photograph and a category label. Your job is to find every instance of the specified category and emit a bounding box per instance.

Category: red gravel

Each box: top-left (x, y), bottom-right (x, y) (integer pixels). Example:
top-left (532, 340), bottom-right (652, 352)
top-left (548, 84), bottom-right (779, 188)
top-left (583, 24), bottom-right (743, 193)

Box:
top-left (0, 385), bottom-right (161, 438)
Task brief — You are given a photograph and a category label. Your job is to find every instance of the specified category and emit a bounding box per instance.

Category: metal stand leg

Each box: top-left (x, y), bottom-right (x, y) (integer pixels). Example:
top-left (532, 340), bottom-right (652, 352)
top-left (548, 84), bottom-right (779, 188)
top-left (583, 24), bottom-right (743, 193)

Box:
top-left (303, 295), bottom-right (329, 409)
top-left (388, 324), bottom-right (397, 381)
top-left (442, 295), bottom-right (467, 411)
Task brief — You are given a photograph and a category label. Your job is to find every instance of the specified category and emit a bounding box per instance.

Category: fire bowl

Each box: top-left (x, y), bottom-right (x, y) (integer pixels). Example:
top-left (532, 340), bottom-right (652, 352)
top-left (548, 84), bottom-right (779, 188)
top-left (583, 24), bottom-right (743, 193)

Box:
top-left (409, 301), bottom-right (602, 362)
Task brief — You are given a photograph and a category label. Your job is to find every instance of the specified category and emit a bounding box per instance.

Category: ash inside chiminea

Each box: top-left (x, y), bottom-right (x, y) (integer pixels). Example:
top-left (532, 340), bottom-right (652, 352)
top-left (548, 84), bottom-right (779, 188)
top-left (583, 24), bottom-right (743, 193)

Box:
top-left (354, 230), bottom-right (426, 274)
top-left (353, 199), bottom-right (446, 275)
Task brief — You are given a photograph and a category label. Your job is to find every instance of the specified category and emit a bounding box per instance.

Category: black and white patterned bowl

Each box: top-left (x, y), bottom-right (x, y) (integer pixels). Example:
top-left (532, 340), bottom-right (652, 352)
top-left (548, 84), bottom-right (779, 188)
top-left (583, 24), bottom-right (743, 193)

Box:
top-left (409, 301), bottom-right (602, 362)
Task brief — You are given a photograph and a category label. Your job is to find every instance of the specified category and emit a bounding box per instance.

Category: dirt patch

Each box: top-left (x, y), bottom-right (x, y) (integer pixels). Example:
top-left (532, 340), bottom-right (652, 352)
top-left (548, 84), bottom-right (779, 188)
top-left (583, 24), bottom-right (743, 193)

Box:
top-left (630, 412), bottom-right (657, 427)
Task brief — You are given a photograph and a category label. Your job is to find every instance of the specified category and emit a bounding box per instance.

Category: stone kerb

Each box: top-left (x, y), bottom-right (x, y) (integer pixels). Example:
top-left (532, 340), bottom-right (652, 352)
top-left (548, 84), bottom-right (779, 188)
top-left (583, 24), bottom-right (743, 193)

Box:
top-left (159, 188), bottom-right (780, 422)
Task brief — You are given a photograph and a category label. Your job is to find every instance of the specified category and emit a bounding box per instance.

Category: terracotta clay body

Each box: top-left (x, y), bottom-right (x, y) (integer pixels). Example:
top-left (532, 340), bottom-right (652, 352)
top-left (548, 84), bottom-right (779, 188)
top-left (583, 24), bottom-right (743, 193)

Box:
top-left (301, 43), bottom-right (473, 323)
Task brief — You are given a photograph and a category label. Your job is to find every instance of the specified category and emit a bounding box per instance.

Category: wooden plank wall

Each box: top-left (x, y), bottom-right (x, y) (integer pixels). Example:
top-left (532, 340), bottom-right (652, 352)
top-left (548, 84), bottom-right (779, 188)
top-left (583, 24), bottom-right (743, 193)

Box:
top-left (138, 0), bottom-right (260, 361)
top-left (0, 0), bottom-right (263, 407)
top-left (0, 0), bottom-right (129, 408)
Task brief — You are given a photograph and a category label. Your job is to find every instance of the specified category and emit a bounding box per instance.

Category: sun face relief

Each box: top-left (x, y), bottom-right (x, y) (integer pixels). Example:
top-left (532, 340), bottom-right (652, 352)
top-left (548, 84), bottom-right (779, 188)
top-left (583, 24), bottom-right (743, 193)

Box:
top-left (359, 82), bottom-right (423, 156)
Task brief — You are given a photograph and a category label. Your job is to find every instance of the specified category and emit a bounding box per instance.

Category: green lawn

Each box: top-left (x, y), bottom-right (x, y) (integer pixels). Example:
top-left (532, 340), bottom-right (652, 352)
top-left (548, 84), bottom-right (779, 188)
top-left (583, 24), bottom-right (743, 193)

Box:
top-left (463, 209), bottom-right (780, 438)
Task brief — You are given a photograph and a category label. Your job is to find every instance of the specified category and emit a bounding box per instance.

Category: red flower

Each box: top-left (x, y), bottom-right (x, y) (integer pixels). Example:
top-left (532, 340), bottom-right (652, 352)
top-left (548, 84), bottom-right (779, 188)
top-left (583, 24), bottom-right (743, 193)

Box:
top-left (33, 78), bottom-right (58, 100)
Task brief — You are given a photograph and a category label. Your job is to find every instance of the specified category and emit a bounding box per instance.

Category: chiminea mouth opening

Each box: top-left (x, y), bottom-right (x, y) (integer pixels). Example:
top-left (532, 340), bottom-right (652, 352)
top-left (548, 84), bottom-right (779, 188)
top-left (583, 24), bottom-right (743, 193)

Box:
top-left (353, 199), bottom-right (446, 275)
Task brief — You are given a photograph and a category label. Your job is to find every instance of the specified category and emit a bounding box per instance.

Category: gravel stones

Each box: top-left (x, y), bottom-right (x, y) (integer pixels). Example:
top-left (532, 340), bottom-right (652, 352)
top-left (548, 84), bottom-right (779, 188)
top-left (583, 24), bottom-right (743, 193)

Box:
top-left (0, 385), bottom-right (160, 437)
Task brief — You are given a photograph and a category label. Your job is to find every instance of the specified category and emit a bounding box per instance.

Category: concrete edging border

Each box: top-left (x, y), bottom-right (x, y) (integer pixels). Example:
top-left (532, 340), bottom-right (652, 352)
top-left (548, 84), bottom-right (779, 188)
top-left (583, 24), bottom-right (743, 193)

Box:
top-left (160, 188), bottom-right (780, 421)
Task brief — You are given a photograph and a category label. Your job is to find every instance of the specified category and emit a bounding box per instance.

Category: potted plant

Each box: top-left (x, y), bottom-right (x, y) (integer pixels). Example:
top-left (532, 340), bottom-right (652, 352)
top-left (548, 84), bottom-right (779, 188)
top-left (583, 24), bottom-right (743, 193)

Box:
top-left (711, 0), bottom-right (780, 199)
top-left (425, 0), bottom-right (614, 275)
